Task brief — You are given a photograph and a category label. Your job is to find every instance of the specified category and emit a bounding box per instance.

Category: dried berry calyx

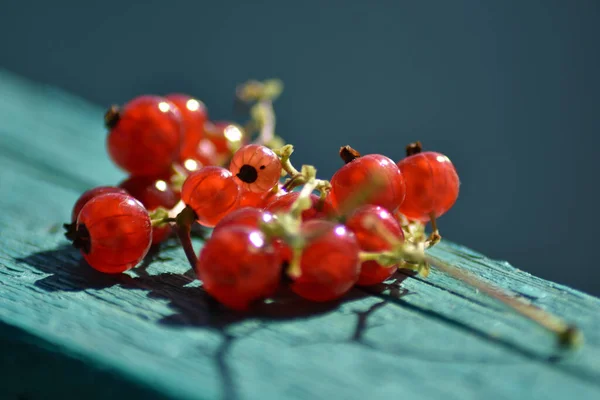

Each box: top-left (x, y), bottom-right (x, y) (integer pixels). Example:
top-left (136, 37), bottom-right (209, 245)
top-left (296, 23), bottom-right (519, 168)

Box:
top-left (104, 105), bottom-right (120, 129)
top-left (405, 141), bottom-right (422, 156)
top-left (339, 145), bottom-right (361, 164)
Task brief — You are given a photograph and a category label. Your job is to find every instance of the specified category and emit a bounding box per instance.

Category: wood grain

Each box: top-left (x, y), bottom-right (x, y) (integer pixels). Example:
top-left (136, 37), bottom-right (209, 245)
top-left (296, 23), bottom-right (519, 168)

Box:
top-left (0, 69), bottom-right (599, 400)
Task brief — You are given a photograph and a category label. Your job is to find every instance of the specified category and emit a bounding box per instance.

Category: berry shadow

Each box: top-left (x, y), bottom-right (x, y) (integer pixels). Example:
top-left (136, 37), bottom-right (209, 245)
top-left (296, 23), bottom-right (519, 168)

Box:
top-left (17, 241), bottom-right (416, 329)
top-left (16, 242), bottom-right (415, 332)
top-left (20, 244), bottom-right (370, 329)
top-left (177, 277), bottom-right (414, 400)
top-left (16, 243), bottom-right (419, 400)
top-left (15, 240), bottom-right (184, 292)
top-left (152, 281), bottom-right (373, 329)
top-left (15, 244), bottom-right (136, 292)
top-left (150, 272), bottom-right (415, 332)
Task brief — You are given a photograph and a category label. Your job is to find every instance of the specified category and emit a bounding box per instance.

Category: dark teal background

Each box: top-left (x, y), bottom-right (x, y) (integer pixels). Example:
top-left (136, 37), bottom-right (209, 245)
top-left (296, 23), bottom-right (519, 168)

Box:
top-left (1, 1), bottom-right (598, 294)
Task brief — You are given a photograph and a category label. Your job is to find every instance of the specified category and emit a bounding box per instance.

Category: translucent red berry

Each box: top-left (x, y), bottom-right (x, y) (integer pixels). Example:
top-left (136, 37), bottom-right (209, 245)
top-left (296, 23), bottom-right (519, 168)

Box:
top-left (346, 205), bottom-right (404, 286)
top-left (291, 220), bottom-right (360, 302)
top-left (229, 144), bottom-right (282, 193)
top-left (212, 206), bottom-right (292, 264)
top-left (181, 166), bottom-right (241, 227)
top-left (237, 188), bottom-right (269, 209)
top-left (73, 193), bottom-right (152, 273)
top-left (119, 176), bottom-right (179, 211)
top-left (180, 138), bottom-right (219, 172)
top-left (165, 93), bottom-right (208, 163)
top-left (70, 186), bottom-right (127, 222)
top-left (212, 207), bottom-right (276, 234)
top-left (236, 185), bottom-right (283, 210)
top-left (106, 96), bottom-right (182, 176)
top-left (265, 192), bottom-right (330, 221)
top-left (119, 176), bottom-right (180, 244)
top-left (323, 192), bottom-right (338, 219)
top-left (397, 152), bottom-right (460, 222)
top-left (329, 154), bottom-right (406, 212)
top-left (204, 121), bottom-right (246, 159)
top-left (197, 227), bottom-right (281, 310)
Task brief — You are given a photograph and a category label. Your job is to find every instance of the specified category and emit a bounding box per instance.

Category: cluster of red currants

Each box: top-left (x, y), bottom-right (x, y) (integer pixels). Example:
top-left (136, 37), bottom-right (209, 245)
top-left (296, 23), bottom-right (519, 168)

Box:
top-left (64, 81), bottom-right (460, 311)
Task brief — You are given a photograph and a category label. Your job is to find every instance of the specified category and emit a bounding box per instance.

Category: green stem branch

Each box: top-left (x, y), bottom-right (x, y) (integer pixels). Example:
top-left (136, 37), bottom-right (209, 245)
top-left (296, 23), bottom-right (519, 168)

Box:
top-left (424, 253), bottom-right (582, 348)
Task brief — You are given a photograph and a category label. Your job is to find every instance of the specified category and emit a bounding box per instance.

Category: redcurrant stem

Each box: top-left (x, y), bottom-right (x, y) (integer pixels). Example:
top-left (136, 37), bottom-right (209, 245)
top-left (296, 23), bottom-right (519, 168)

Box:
top-left (429, 213), bottom-right (438, 233)
top-left (290, 179), bottom-right (318, 219)
top-left (151, 217), bottom-right (177, 226)
top-left (316, 188), bottom-right (329, 212)
top-left (174, 206), bottom-right (200, 274)
top-left (425, 212), bottom-right (442, 248)
top-left (277, 145), bottom-right (300, 177)
top-left (359, 251), bottom-right (416, 269)
top-left (287, 247), bottom-right (303, 279)
top-left (360, 215), bottom-right (582, 347)
top-left (282, 174), bottom-right (303, 192)
top-left (175, 223), bottom-right (198, 275)
top-left (424, 253), bottom-right (582, 349)
top-left (256, 100), bottom-right (275, 146)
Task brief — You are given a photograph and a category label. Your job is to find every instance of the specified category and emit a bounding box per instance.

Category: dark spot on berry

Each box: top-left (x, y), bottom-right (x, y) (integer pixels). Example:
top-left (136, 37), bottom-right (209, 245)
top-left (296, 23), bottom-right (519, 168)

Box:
top-left (259, 165), bottom-right (266, 170)
top-left (236, 164), bottom-right (258, 183)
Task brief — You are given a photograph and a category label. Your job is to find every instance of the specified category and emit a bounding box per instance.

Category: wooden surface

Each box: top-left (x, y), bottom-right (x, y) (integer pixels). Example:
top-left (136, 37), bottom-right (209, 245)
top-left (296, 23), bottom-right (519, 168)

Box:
top-left (1, 69), bottom-right (599, 400)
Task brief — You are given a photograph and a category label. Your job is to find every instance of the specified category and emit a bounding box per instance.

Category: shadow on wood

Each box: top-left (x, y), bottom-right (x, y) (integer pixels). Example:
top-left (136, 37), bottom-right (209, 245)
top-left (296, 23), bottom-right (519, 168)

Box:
top-left (15, 244), bottom-right (417, 400)
top-left (15, 244), bottom-right (414, 330)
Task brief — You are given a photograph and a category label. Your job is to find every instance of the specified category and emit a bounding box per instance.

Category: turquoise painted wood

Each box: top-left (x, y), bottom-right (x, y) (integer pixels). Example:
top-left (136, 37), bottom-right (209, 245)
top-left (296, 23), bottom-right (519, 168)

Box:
top-left (0, 69), bottom-right (599, 400)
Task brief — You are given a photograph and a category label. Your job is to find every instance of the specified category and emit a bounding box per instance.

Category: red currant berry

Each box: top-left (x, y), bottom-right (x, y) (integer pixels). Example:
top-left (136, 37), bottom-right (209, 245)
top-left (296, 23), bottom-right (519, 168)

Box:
top-left (322, 192), bottom-right (338, 219)
top-left (204, 121), bottom-right (246, 157)
top-left (211, 206), bottom-right (292, 264)
top-left (265, 192), bottom-right (329, 221)
top-left (236, 185), bottom-right (284, 209)
top-left (329, 154), bottom-right (406, 212)
top-left (345, 205), bottom-right (404, 286)
top-left (212, 207), bottom-right (276, 234)
top-left (237, 188), bottom-right (268, 209)
top-left (180, 138), bottom-right (219, 172)
top-left (397, 152), bottom-right (460, 222)
top-left (165, 94), bottom-right (208, 163)
top-left (106, 96), bottom-right (182, 176)
top-left (291, 220), bottom-right (360, 302)
top-left (229, 144), bottom-right (282, 193)
top-left (197, 227), bottom-right (281, 310)
top-left (70, 186), bottom-right (127, 222)
top-left (181, 166), bottom-right (241, 227)
top-left (119, 176), bottom-right (179, 211)
top-left (73, 193), bottom-right (152, 273)
top-left (64, 186), bottom-right (128, 242)
top-left (119, 176), bottom-right (180, 244)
